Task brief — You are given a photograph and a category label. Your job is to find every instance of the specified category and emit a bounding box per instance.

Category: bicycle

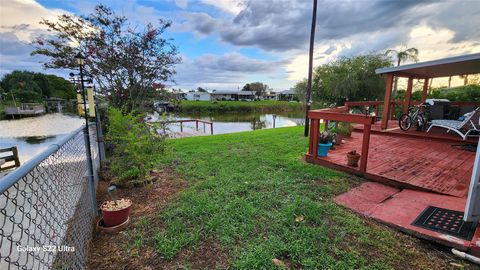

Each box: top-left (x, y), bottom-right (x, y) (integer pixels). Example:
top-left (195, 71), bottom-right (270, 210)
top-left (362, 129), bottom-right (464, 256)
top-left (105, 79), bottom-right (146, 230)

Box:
top-left (398, 103), bottom-right (429, 131)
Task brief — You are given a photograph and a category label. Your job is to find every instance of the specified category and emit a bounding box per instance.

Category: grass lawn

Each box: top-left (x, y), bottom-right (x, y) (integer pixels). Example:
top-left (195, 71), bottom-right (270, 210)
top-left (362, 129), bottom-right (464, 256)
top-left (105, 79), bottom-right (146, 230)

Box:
top-left (89, 126), bottom-right (467, 269)
top-left (179, 100), bottom-right (304, 113)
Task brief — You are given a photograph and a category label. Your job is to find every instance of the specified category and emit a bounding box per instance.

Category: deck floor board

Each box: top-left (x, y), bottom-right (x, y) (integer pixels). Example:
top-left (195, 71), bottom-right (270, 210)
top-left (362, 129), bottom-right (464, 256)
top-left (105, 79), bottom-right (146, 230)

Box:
top-left (318, 131), bottom-right (476, 197)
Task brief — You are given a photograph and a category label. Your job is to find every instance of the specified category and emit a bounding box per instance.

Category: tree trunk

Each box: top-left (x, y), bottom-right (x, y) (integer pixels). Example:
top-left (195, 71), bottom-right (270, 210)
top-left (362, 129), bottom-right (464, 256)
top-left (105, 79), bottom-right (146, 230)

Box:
top-left (448, 76), bottom-right (452, 88)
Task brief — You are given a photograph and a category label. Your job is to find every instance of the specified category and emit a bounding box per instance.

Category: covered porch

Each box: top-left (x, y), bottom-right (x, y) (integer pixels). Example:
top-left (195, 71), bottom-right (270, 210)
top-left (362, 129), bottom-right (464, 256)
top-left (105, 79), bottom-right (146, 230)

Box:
top-left (305, 53), bottom-right (480, 255)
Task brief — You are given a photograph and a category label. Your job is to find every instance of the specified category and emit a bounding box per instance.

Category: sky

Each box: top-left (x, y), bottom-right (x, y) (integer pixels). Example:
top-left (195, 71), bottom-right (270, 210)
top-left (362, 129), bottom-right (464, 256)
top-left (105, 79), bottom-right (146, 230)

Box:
top-left (0, 0), bottom-right (479, 91)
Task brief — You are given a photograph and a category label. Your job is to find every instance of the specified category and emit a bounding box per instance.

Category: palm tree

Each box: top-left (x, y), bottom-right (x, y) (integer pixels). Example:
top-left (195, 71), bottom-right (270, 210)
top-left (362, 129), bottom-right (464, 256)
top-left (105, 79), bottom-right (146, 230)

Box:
top-left (385, 47), bottom-right (419, 97)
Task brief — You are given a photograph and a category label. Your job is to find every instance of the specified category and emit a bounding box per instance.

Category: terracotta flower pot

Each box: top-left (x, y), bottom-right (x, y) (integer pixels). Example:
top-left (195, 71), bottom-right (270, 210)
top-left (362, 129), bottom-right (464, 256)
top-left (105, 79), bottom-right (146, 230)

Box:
top-left (101, 199), bottom-right (132, 227)
top-left (347, 152), bottom-right (361, 167)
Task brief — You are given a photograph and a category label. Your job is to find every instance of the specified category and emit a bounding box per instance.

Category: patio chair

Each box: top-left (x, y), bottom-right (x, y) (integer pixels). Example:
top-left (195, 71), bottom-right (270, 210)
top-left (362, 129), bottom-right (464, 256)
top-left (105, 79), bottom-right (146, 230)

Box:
top-left (426, 108), bottom-right (480, 140)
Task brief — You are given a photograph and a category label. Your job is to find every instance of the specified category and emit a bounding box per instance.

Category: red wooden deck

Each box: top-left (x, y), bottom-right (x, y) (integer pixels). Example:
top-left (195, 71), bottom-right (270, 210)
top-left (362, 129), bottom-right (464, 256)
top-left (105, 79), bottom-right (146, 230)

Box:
top-left (335, 182), bottom-right (480, 254)
top-left (310, 131), bottom-right (476, 197)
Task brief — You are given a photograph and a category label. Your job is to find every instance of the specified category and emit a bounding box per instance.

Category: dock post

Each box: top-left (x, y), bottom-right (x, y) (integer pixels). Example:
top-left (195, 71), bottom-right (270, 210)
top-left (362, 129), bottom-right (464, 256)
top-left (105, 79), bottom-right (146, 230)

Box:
top-left (180, 122), bottom-right (183, 132)
top-left (210, 123), bottom-right (213, 135)
top-left (196, 120), bottom-right (199, 130)
top-left (12, 147), bottom-right (20, 167)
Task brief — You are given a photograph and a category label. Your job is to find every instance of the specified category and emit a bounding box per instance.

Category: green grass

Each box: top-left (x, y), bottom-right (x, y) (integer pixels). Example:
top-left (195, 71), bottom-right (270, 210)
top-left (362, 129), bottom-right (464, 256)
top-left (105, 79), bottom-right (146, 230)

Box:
top-left (137, 126), bottom-right (441, 269)
top-left (179, 100), bottom-right (304, 113)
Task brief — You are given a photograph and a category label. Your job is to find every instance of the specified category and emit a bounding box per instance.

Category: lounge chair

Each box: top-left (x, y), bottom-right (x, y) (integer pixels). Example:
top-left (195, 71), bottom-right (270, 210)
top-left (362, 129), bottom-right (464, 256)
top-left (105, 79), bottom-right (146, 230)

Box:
top-left (427, 108), bottom-right (480, 140)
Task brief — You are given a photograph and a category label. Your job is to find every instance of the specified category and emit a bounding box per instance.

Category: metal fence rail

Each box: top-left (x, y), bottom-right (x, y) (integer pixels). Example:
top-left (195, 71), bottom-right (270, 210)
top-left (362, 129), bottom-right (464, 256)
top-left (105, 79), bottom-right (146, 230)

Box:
top-left (0, 125), bottom-right (99, 269)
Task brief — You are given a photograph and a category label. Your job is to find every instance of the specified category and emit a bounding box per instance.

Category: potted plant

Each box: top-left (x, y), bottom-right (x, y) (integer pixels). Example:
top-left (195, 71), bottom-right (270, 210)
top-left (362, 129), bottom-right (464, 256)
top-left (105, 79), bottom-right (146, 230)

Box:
top-left (100, 198), bottom-right (132, 227)
top-left (338, 122), bottom-right (354, 137)
top-left (317, 131), bottom-right (334, 157)
top-left (346, 150), bottom-right (361, 167)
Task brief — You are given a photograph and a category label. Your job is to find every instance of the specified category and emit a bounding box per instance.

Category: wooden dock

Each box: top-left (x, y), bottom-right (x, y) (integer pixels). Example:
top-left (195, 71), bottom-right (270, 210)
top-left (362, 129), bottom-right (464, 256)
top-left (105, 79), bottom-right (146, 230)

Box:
top-left (0, 147), bottom-right (21, 172)
top-left (5, 103), bottom-right (45, 118)
top-left (147, 119), bottom-right (214, 138)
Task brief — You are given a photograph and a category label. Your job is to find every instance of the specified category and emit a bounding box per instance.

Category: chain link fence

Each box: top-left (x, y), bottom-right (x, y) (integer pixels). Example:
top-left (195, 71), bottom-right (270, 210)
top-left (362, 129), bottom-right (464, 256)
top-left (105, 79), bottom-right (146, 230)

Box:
top-left (0, 125), bottom-right (99, 269)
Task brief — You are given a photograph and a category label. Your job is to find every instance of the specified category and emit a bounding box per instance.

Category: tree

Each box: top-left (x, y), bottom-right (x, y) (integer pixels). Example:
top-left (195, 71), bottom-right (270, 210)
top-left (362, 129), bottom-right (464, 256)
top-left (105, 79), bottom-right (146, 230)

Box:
top-left (293, 79), bottom-right (308, 102)
top-left (242, 82), bottom-right (268, 99)
top-left (32, 5), bottom-right (180, 112)
top-left (312, 54), bottom-right (392, 104)
top-left (0, 71), bottom-right (75, 101)
top-left (197, 87), bottom-right (207, 92)
top-left (385, 47), bottom-right (419, 96)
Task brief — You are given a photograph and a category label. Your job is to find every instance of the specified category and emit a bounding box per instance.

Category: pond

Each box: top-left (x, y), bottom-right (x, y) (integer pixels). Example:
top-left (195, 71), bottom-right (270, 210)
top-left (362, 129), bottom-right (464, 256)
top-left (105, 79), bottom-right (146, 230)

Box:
top-left (0, 113), bottom-right (84, 164)
top-left (0, 110), bottom-right (305, 164)
top-left (150, 111), bottom-right (305, 134)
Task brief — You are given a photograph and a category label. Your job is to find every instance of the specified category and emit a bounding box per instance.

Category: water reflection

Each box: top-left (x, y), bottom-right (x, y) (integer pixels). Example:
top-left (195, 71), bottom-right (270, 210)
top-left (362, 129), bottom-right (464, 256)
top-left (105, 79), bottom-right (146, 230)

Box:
top-left (0, 113), bottom-right (84, 164)
top-left (164, 111), bottom-right (305, 134)
top-left (23, 136), bottom-right (56, 144)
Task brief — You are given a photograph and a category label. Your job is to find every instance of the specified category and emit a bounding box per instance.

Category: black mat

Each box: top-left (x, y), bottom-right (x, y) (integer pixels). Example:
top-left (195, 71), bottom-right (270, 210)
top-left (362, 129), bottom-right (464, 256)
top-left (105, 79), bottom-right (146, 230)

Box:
top-left (412, 206), bottom-right (477, 240)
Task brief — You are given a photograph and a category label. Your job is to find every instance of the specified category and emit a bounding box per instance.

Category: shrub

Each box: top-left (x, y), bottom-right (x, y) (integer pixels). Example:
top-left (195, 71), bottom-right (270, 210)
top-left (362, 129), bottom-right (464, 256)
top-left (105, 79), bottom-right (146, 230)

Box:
top-left (106, 108), bottom-right (167, 186)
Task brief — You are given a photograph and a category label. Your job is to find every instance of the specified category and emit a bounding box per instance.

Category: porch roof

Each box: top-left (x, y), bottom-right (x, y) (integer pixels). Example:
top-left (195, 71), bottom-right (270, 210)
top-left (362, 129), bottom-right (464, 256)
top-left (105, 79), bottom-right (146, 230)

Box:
top-left (375, 53), bottom-right (480, 79)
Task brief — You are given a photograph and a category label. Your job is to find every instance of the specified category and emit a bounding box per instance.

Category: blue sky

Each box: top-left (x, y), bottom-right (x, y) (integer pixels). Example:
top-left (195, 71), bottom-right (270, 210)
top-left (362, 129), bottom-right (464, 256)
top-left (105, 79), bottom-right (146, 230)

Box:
top-left (1, 0), bottom-right (480, 91)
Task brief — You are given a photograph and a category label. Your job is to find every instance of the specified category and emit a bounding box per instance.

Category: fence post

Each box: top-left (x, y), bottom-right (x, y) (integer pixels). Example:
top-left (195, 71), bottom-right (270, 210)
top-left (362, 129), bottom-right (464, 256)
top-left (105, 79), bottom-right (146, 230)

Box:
top-left (95, 107), bottom-right (106, 162)
top-left (84, 126), bottom-right (98, 216)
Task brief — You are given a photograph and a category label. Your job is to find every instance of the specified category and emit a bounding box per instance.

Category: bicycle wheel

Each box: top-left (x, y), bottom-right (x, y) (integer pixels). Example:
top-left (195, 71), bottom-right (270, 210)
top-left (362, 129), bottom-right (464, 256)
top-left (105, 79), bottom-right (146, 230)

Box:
top-left (415, 114), bottom-right (426, 131)
top-left (399, 114), bottom-right (412, 131)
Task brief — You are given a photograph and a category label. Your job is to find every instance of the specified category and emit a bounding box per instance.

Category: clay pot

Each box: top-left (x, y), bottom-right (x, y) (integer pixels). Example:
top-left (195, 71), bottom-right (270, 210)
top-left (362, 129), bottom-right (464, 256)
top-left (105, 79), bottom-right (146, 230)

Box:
top-left (347, 152), bottom-right (361, 167)
top-left (101, 201), bottom-right (132, 227)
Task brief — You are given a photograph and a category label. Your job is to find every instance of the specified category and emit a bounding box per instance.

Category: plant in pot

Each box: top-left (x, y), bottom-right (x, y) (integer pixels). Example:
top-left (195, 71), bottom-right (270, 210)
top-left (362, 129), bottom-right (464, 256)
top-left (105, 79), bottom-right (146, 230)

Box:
top-left (317, 130), bottom-right (334, 157)
top-left (346, 150), bottom-right (361, 167)
top-left (100, 198), bottom-right (132, 227)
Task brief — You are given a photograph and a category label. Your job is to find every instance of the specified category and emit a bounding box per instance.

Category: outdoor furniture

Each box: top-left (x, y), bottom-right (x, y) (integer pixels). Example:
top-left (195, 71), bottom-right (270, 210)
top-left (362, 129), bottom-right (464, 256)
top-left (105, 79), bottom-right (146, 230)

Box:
top-left (427, 108), bottom-right (480, 140)
top-left (426, 99), bottom-right (451, 120)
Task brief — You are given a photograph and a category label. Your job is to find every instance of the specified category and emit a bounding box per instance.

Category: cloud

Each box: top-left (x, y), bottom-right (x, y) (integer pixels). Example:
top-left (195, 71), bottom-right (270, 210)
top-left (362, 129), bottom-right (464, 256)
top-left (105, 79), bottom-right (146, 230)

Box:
top-left (176, 0), bottom-right (480, 55)
top-left (172, 52), bottom-right (284, 90)
top-left (174, 12), bottom-right (219, 36)
top-left (0, 31), bottom-right (65, 76)
top-left (0, 0), bottom-right (67, 41)
top-left (200, 0), bottom-right (245, 15)
top-left (175, 0), bottom-right (188, 9)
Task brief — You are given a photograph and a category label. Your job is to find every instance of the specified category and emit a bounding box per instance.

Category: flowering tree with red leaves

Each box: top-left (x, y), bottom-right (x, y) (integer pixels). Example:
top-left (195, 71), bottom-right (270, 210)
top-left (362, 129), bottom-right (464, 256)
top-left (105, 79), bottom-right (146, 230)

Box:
top-left (32, 5), bottom-right (180, 112)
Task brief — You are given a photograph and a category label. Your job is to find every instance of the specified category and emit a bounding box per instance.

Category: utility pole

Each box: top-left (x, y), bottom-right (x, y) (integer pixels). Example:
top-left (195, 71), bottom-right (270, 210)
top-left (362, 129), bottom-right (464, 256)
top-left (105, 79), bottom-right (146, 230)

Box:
top-left (304, 0), bottom-right (318, 137)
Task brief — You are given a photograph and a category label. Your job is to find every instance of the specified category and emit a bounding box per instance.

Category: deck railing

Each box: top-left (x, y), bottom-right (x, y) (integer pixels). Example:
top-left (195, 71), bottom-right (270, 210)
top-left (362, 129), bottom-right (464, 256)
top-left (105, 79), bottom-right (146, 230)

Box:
top-left (306, 106), bottom-right (375, 172)
top-left (345, 100), bottom-right (480, 122)
top-left (150, 119), bottom-right (214, 135)
top-left (0, 125), bottom-right (99, 269)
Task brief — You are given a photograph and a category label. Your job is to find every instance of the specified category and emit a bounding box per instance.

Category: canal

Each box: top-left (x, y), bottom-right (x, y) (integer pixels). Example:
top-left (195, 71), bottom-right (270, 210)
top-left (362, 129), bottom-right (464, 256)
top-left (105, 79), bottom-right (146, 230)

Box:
top-left (1, 111), bottom-right (304, 164)
top-left (0, 113), bottom-right (84, 164)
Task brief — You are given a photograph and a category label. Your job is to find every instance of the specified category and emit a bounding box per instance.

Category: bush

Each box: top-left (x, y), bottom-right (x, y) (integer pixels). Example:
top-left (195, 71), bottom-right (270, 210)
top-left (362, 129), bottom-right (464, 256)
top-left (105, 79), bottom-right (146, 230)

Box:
top-left (431, 85), bottom-right (480, 102)
top-left (106, 108), bottom-right (167, 186)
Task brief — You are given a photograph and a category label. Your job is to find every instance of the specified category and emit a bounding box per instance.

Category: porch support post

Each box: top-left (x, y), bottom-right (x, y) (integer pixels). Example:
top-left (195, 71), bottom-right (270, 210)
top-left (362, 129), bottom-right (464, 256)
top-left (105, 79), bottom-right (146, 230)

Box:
top-left (464, 137), bottom-right (480, 222)
top-left (421, 78), bottom-right (430, 103)
top-left (381, 74), bottom-right (394, 130)
top-left (308, 119), bottom-right (319, 159)
top-left (360, 123), bottom-right (372, 172)
top-left (403, 77), bottom-right (414, 114)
